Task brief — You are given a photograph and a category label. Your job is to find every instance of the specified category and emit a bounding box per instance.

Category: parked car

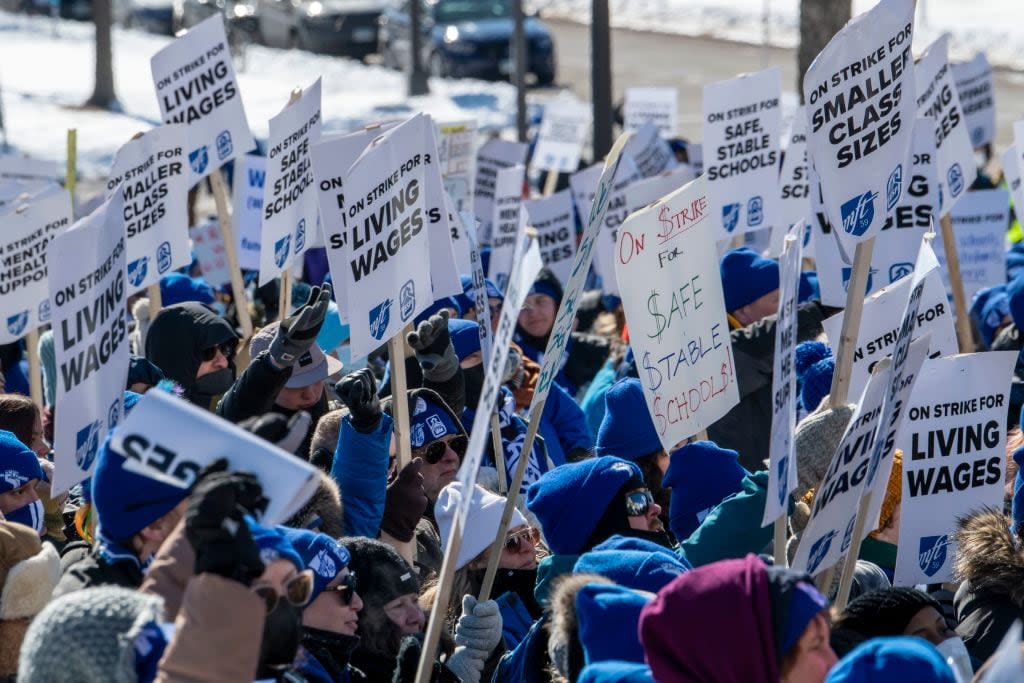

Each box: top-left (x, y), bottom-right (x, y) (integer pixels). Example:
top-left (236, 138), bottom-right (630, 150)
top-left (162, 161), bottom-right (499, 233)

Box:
top-left (124, 0), bottom-right (174, 34)
top-left (255, 0), bottom-right (385, 59)
top-left (173, 0), bottom-right (260, 47)
top-left (379, 0), bottom-right (556, 85)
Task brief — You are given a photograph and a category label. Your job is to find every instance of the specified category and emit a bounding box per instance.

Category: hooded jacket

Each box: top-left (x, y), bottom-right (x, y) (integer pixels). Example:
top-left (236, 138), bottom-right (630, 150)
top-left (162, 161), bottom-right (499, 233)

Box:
top-left (52, 544), bottom-right (144, 600)
top-left (145, 303), bottom-right (238, 409)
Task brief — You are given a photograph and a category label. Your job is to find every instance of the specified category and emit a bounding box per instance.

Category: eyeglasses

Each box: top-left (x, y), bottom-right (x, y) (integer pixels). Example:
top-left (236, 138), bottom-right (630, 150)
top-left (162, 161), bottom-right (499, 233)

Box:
top-left (251, 569), bottom-right (314, 613)
top-left (201, 340), bottom-right (237, 363)
top-left (322, 572), bottom-right (358, 606)
top-left (413, 434), bottom-right (468, 464)
top-left (504, 527), bottom-right (540, 554)
top-left (624, 489), bottom-right (654, 517)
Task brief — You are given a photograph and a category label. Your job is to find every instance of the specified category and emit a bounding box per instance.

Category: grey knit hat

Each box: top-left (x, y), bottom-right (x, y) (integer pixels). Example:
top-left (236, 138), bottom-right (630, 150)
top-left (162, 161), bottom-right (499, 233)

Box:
top-left (18, 586), bottom-right (164, 683)
top-left (793, 401), bottom-right (855, 500)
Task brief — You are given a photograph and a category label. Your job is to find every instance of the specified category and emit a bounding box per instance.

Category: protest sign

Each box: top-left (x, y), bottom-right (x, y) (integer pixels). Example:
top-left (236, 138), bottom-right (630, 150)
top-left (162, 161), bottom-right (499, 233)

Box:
top-left (762, 223), bottom-right (802, 527)
top-left (337, 114), bottom-right (431, 358)
top-left (893, 351), bottom-right (1015, 585)
top-left (1003, 146), bottom-right (1024, 220)
top-left (624, 87), bottom-right (677, 138)
top-left (616, 175), bottom-right (740, 448)
top-left (420, 116), bottom-right (462, 299)
top-left (150, 14), bottom-right (256, 186)
top-left (625, 165), bottom-right (697, 216)
top-left (231, 153), bottom-right (265, 271)
top-left (0, 190), bottom-right (73, 345)
top-left (569, 163), bottom-right (602, 226)
top-left (777, 109), bottom-right (811, 240)
top-left (593, 155), bottom-right (642, 296)
top-left (0, 155), bottom-right (60, 182)
top-left (190, 218), bottom-right (231, 287)
top-left (622, 123), bottom-right (678, 178)
top-left (474, 138), bottom-right (528, 241)
top-left (933, 187), bottom-right (1007, 303)
top-left (951, 53), bottom-right (996, 148)
top-left (916, 34), bottom-right (976, 216)
top-left (105, 125), bottom-right (190, 294)
top-left (436, 119), bottom-right (477, 212)
top-left (532, 99), bottom-right (591, 174)
top-left (258, 79), bottom-right (322, 286)
top-left (524, 189), bottom-right (575, 284)
top-left (0, 180), bottom-right (58, 211)
top-left (703, 67), bottom-right (783, 239)
top-left (808, 166), bottom-right (851, 307)
top-left (49, 194), bottom-right (129, 493)
top-left (448, 197), bottom-right (473, 274)
top-left (487, 164), bottom-right (525, 291)
top-left (802, 0), bottom-right (915, 255)
top-left (822, 268), bottom-right (957, 401)
top-left (111, 389), bottom-right (321, 524)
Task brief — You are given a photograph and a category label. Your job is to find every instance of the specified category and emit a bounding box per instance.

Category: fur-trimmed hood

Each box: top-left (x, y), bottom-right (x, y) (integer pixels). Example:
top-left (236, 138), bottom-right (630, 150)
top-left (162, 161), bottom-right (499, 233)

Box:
top-left (546, 573), bottom-right (613, 681)
top-left (285, 471), bottom-right (344, 539)
top-left (954, 507), bottom-right (1024, 606)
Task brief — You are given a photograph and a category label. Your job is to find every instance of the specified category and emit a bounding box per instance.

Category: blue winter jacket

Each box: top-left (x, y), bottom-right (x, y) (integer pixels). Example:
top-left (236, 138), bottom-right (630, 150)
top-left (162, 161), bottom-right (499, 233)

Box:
top-left (330, 412), bottom-right (393, 538)
top-left (538, 381), bottom-right (592, 466)
top-left (579, 360), bottom-right (617, 441)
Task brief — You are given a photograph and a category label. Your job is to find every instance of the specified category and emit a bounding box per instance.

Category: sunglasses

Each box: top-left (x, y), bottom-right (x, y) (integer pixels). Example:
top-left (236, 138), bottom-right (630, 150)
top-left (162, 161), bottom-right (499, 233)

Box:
top-left (624, 489), bottom-right (655, 518)
top-left (322, 572), bottom-right (358, 606)
top-left (251, 569), bottom-right (314, 613)
top-left (201, 340), bottom-right (237, 363)
top-left (504, 527), bottom-right (540, 554)
top-left (413, 434), bottom-right (468, 464)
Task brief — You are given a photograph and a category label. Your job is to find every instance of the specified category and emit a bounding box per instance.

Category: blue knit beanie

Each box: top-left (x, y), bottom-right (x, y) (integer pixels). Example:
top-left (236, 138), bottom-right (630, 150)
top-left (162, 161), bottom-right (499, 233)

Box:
top-left (0, 430), bottom-right (43, 492)
top-left (799, 271), bottom-right (820, 303)
top-left (454, 275), bottom-right (475, 314)
top-left (825, 637), bottom-right (956, 683)
top-left (1008, 273), bottom-right (1024, 330)
top-left (281, 527), bottom-right (350, 601)
top-left (795, 341), bottom-right (832, 378)
top-left (91, 432), bottom-right (193, 541)
top-left (801, 357), bottom-right (836, 413)
top-left (159, 272), bottom-right (215, 306)
top-left (576, 583), bottom-right (650, 667)
top-left (409, 394), bottom-right (460, 449)
top-left (720, 247), bottom-right (780, 312)
top-left (971, 284), bottom-right (1010, 348)
top-left (246, 521), bottom-right (304, 571)
top-left (449, 318), bottom-right (482, 361)
top-left (574, 541), bottom-right (689, 593)
top-left (596, 378), bottom-right (661, 460)
top-left (591, 534), bottom-right (683, 561)
top-left (662, 441), bottom-right (748, 541)
top-left (415, 297), bottom-right (463, 326)
top-left (127, 355), bottom-right (166, 388)
top-left (1008, 242), bottom-right (1024, 281)
top-left (123, 390), bottom-right (143, 414)
top-left (578, 662), bottom-right (654, 683)
top-left (782, 580), bottom-right (829, 655)
top-left (530, 268), bottom-right (563, 305)
top-left (526, 456), bottom-right (642, 555)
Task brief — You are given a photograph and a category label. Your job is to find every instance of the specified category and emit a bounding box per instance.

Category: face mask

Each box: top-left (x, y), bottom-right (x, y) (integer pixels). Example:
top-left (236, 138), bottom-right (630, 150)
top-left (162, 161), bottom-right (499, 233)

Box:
top-left (487, 568), bottom-right (542, 619)
top-left (936, 636), bottom-right (973, 682)
top-left (7, 499), bottom-right (45, 535)
top-left (463, 364), bottom-right (485, 407)
top-left (193, 367), bottom-right (234, 396)
top-left (257, 600), bottom-right (303, 675)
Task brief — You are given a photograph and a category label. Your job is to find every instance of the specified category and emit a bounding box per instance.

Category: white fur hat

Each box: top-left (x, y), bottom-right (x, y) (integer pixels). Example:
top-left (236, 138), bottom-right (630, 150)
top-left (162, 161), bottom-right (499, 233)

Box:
top-left (435, 482), bottom-right (527, 571)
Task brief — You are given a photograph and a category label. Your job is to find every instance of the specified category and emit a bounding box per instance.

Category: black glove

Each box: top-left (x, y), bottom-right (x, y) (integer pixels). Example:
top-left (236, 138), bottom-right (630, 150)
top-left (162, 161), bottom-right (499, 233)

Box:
top-left (269, 282), bottom-right (332, 366)
top-left (185, 461), bottom-right (270, 586)
top-left (380, 458), bottom-right (427, 542)
top-left (407, 310), bottom-right (458, 382)
top-left (238, 411), bottom-right (312, 454)
top-left (335, 368), bottom-right (382, 434)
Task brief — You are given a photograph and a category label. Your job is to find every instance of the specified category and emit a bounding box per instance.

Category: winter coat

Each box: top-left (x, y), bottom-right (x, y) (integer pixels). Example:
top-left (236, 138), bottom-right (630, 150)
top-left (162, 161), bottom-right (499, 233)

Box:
top-left (677, 471), bottom-right (774, 568)
top-left (953, 508), bottom-right (1024, 662)
top-left (52, 544), bottom-right (143, 599)
top-left (579, 360), bottom-right (618, 441)
top-left (537, 381), bottom-right (592, 466)
top-left (707, 302), bottom-right (832, 472)
top-left (140, 520), bottom-right (194, 621)
top-left (492, 613), bottom-right (554, 683)
top-left (330, 413), bottom-right (393, 538)
top-left (514, 331), bottom-right (610, 399)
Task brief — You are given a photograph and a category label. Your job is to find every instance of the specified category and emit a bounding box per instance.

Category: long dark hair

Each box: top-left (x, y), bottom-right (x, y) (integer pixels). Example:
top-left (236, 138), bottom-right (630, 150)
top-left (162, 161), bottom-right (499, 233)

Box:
top-left (0, 393), bottom-right (39, 448)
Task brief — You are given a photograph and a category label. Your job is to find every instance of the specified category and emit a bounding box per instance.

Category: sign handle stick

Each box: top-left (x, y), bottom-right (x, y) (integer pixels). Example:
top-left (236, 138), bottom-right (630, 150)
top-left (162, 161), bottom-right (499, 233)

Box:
top-left (66, 129), bottom-right (77, 211)
top-left (389, 326), bottom-right (413, 469)
top-left (26, 328), bottom-right (42, 408)
top-left (147, 283), bottom-right (162, 321)
top-left (491, 411), bottom-right (508, 493)
top-left (833, 490), bottom-right (873, 612)
top-left (415, 514), bottom-right (464, 683)
top-left (773, 514), bottom-right (787, 567)
top-left (209, 169), bottom-right (254, 340)
top-left (543, 169), bottom-right (559, 196)
top-left (939, 213), bottom-right (973, 352)
top-left (278, 270), bottom-right (292, 321)
top-left (828, 238), bottom-right (875, 407)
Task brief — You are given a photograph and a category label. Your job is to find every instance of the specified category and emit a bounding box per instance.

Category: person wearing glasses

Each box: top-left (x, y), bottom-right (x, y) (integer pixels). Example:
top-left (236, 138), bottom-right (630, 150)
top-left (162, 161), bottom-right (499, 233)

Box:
top-left (454, 274), bottom-right (505, 336)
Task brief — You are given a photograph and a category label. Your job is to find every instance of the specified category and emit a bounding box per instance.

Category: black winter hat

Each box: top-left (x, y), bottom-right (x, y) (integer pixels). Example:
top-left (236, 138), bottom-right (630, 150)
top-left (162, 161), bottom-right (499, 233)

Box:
top-left (342, 537), bottom-right (420, 611)
top-left (835, 587), bottom-right (943, 639)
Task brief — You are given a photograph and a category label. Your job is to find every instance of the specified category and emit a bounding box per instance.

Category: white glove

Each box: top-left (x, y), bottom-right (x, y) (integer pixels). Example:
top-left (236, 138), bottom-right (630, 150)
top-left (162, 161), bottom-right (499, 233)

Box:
top-left (455, 595), bottom-right (503, 654)
top-left (445, 645), bottom-right (485, 683)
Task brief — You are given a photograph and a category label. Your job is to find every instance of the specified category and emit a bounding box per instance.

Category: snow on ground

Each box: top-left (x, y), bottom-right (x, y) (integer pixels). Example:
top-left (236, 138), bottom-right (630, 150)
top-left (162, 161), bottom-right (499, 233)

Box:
top-left (0, 11), bottom-right (517, 179)
top-left (537, 0), bottom-right (1024, 71)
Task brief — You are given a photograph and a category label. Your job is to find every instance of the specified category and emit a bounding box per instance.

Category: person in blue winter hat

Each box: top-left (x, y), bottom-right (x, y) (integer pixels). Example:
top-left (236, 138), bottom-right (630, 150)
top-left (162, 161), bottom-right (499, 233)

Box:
top-left (799, 271), bottom-right (821, 304)
top-left (661, 440), bottom-right (749, 541)
top-left (1008, 241), bottom-right (1024, 282)
top-left (574, 535), bottom-right (690, 593)
top-left (825, 637), bottom-right (957, 683)
top-left (574, 583), bottom-right (652, 669)
top-left (720, 247), bottom-right (781, 328)
top-left (801, 356), bottom-right (836, 414)
top-left (158, 272), bottom-right (216, 307)
top-left (415, 297), bottom-right (463, 327)
top-left (0, 429), bottom-right (45, 534)
top-left (970, 284), bottom-right (1011, 349)
top-left (455, 274), bottom-right (504, 333)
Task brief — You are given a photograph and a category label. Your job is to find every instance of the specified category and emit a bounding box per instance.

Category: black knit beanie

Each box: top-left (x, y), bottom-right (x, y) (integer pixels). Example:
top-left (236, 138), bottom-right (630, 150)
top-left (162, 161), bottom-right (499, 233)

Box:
top-left (342, 537), bottom-right (421, 659)
top-left (835, 587), bottom-right (943, 639)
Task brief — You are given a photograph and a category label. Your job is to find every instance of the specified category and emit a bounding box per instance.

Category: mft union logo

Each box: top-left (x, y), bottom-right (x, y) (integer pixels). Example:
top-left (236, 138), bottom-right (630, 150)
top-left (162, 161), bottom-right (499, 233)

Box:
top-left (369, 299), bottom-right (392, 341)
top-left (274, 235), bottom-right (291, 269)
top-left (840, 191), bottom-right (877, 237)
top-left (38, 299), bottom-right (51, 323)
top-left (886, 164), bottom-right (903, 211)
top-left (971, 126), bottom-right (984, 146)
top-left (947, 163), bottom-right (965, 198)
top-left (889, 262), bottom-right (914, 283)
top-left (805, 530), bottom-right (836, 575)
top-left (6, 311), bottom-right (28, 337)
top-left (75, 419), bottom-right (102, 471)
top-left (746, 196), bottom-right (763, 227)
top-left (216, 130), bottom-right (233, 160)
top-left (400, 279), bottom-right (416, 321)
top-left (127, 257), bottom-right (149, 288)
top-left (841, 266), bottom-right (875, 295)
top-left (107, 398), bottom-right (121, 430)
top-left (294, 219), bottom-right (306, 253)
top-left (919, 534), bottom-right (949, 577)
top-left (156, 241), bottom-right (173, 274)
top-left (721, 203), bottom-right (741, 233)
top-left (189, 146), bottom-right (209, 176)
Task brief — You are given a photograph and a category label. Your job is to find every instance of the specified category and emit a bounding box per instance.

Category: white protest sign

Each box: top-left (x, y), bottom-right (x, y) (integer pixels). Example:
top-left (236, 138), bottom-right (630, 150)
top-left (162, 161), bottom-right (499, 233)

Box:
top-left (777, 109), bottom-right (811, 238)
top-left (763, 223), bottom-right (803, 526)
top-left (150, 14), bottom-right (255, 186)
top-left (1003, 146), bottom-right (1024, 221)
top-left (0, 155), bottom-right (60, 182)
top-left (49, 195), bottom-right (129, 494)
top-left (111, 389), bottom-right (321, 524)
top-left (0, 190), bottom-right (73, 344)
top-left (532, 99), bottom-right (591, 174)
top-left (593, 155), bottom-right (642, 296)
top-left (893, 351), bottom-right (1015, 585)
top-left (524, 189), bottom-right (575, 285)
top-left (622, 123), bottom-right (678, 178)
top-left (420, 116), bottom-right (462, 299)
top-left (340, 114), bottom-right (431, 357)
top-left (105, 125), bottom-right (190, 294)
top-left (466, 227), bottom-right (492, 358)
top-left (808, 165), bottom-right (852, 307)
top-left (0, 180), bottom-right (58, 210)
top-left (625, 165), bottom-right (697, 216)
top-left (436, 119), bottom-right (478, 212)
top-left (258, 79), bottom-right (322, 285)
top-left (569, 163), bottom-right (602, 226)
top-left (232, 153), bottom-right (265, 271)
top-left (803, 0), bottom-right (915, 254)
top-left (822, 268), bottom-right (957, 400)
top-left (793, 333), bottom-right (930, 575)
top-left (951, 53), bottom-right (996, 148)
top-left (189, 218), bottom-right (231, 287)
top-left (703, 67), bottom-right (783, 239)
top-left (474, 138), bottom-right (528, 241)
top-left (448, 197), bottom-right (473, 274)
top-left (916, 34), bottom-right (976, 216)
top-left (617, 175), bottom-right (740, 447)
top-left (934, 187), bottom-right (1008, 303)
top-left (624, 87), bottom-right (677, 138)
top-left (488, 164), bottom-right (525, 291)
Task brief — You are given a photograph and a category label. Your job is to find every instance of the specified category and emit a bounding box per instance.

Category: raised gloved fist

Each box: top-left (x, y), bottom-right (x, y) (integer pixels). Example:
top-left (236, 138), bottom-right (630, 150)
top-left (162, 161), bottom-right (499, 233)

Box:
top-left (239, 411), bottom-right (312, 454)
top-left (335, 368), bottom-right (381, 434)
top-left (407, 311), bottom-right (457, 381)
top-left (380, 457), bottom-right (427, 542)
top-left (269, 282), bottom-right (333, 366)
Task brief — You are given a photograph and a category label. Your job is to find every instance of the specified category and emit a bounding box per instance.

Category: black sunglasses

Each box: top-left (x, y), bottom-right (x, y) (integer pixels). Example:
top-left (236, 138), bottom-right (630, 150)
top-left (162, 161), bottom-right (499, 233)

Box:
top-left (624, 489), bottom-right (654, 517)
top-left (413, 434), bottom-right (468, 464)
top-left (201, 340), bottom-right (237, 363)
top-left (322, 572), bottom-right (358, 606)
top-left (504, 527), bottom-right (540, 554)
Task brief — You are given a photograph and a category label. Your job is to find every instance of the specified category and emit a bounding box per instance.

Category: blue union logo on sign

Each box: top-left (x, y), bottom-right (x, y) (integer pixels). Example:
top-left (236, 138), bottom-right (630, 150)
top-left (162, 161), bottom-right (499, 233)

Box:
top-left (919, 534), bottom-right (948, 577)
top-left (840, 191), bottom-right (877, 237)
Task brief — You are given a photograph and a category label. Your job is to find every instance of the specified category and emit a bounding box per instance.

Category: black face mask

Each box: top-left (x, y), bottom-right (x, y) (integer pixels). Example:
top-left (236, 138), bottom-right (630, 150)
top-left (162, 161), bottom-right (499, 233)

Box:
top-left (463, 364), bottom-right (485, 408)
top-left (192, 366), bottom-right (234, 396)
top-left (257, 601), bottom-right (303, 676)
top-left (302, 626), bottom-right (360, 678)
top-left (486, 567), bottom-right (542, 619)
